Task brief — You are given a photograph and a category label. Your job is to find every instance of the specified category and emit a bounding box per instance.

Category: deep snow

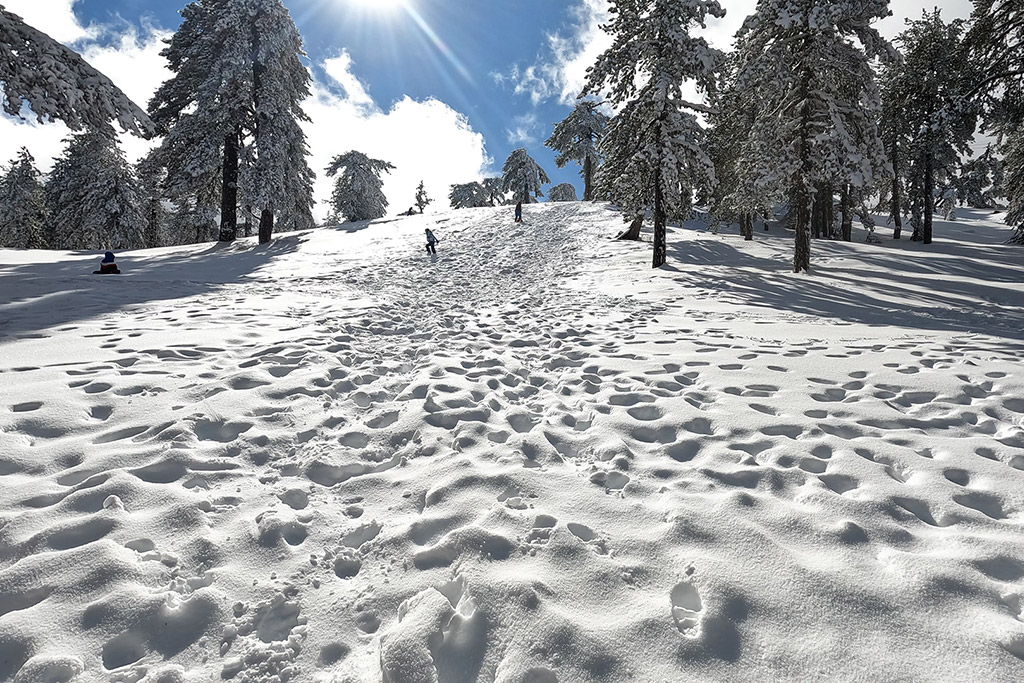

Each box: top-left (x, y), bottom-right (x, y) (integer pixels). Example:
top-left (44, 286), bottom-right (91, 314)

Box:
top-left (0, 203), bottom-right (1023, 682)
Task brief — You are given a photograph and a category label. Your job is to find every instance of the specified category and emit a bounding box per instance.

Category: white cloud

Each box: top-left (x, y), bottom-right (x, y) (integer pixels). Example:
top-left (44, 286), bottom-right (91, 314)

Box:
top-left (322, 51), bottom-right (374, 109)
top-left (506, 112), bottom-right (539, 145)
top-left (507, 0), bottom-right (612, 106)
top-left (2, 0), bottom-right (95, 43)
top-left (306, 56), bottom-right (490, 219)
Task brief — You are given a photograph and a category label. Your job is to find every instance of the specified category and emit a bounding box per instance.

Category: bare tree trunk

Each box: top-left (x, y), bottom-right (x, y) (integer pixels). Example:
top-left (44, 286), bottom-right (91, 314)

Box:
top-left (795, 190), bottom-right (811, 273)
top-left (794, 54), bottom-right (812, 273)
top-left (583, 155), bottom-right (594, 202)
top-left (220, 130), bottom-right (239, 243)
top-left (653, 169), bottom-right (666, 268)
top-left (618, 214), bottom-right (644, 240)
top-left (258, 209), bottom-right (273, 244)
top-left (923, 150), bottom-right (934, 244)
top-left (742, 213), bottom-right (754, 241)
top-left (891, 139), bottom-right (902, 239)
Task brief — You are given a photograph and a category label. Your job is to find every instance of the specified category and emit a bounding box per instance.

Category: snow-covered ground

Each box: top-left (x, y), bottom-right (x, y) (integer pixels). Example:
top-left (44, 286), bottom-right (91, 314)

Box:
top-left (1, 203), bottom-right (1023, 682)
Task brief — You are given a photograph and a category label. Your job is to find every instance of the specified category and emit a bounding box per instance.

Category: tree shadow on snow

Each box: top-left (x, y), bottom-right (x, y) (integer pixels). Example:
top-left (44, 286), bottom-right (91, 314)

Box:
top-left (660, 221), bottom-right (1024, 344)
top-left (0, 235), bottom-right (304, 339)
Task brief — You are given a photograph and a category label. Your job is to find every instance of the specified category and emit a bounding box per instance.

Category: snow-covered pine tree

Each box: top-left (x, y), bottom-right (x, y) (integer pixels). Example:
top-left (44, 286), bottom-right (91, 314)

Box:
top-left (549, 183), bottom-right (579, 202)
top-left (706, 52), bottom-right (771, 241)
top-left (0, 148), bottom-right (48, 249)
top-left (500, 149), bottom-right (550, 204)
top-left (482, 177), bottom-right (505, 206)
top-left (953, 148), bottom-right (1004, 208)
top-left (1005, 130), bottom-right (1024, 243)
top-left (137, 152), bottom-right (166, 249)
top-left (0, 5), bottom-right (153, 135)
top-left (890, 11), bottom-right (979, 243)
top-left (326, 151), bottom-right (395, 222)
top-left (582, 0), bottom-right (725, 268)
top-left (449, 182), bottom-right (489, 209)
top-left (545, 100), bottom-right (609, 201)
top-left (46, 131), bottom-right (147, 251)
top-left (150, 0), bottom-right (314, 244)
top-left (415, 181), bottom-right (432, 214)
top-left (732, 0), bottom-right (895, 271)
top-left (967, 0), bottom-right (1024, 243)
top-left (878, 52), bottom-right (912, 239)
top-left (240, 0), bottom-right (315, 243)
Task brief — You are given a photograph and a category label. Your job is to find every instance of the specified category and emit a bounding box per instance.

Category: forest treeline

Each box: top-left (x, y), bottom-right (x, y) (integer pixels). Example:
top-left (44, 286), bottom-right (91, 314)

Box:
top-left (0, 0), bottom-right (1021, 272)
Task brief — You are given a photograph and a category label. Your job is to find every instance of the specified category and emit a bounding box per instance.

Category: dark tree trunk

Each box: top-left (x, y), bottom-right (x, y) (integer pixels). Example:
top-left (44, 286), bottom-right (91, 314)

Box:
top-left (810, 188), bottom-right (822, 239)
top-left (653, 170), bottom-right (667, 268)
top-left (923, 150), bottom-right (934, 245)
top-left (891, 139), bottom-right (902, 239)
top-left (618, 214), bottom-right (643, 240)
top-left (795, 190), bottom-right (811, 273)
top-left (742, 213), bottom-right (754, 241)
top-left (220, 130), bottom-right (239, 243)
top-left (244, 208), bottom-right (253, 238)
top-left (583, 155), bottom-right (594, 201)
top-left (825, 184), bottom-right (835, 239)
top-left (259, 209), bottom-right (274, 244)
top-left (841, 185), bottom-right (853, 242)
top-left (794, 54), bottom-right (812, 273)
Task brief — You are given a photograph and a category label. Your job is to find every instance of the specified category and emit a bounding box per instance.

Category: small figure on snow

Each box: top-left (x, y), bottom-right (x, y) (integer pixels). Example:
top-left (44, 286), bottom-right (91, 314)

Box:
top-left (93, 251), bottom-right (121, 275)
top-left (425, 228), bottom-right (439, 255)
top-left (514, 201), bottom-right (523, 223)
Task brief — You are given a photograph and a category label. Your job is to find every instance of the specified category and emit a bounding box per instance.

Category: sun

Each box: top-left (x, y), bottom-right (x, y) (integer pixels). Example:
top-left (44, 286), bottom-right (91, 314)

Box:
top-left (347, 0), bottom-right (406, 12)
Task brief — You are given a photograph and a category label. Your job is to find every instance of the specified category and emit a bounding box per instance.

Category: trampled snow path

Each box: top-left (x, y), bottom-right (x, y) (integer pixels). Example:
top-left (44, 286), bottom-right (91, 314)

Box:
top-left (1, 203), bottom-right (1023, 682)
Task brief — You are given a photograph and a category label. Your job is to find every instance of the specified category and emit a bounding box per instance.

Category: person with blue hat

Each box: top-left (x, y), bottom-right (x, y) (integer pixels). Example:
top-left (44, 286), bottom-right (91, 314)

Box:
top-left (93, 251), bottom-right (121, 275)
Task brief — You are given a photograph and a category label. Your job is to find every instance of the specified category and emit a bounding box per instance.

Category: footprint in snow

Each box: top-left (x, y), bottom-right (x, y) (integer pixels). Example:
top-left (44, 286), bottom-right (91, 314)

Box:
top-left (671, 574), bottom-right (703, 637)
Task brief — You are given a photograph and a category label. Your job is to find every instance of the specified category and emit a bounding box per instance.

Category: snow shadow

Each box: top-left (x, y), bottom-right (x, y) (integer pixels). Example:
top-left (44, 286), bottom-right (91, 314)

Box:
top-left (662, 221), bottom-right (1024, 342)
top-left (0, 235), bottom-right (303, 339)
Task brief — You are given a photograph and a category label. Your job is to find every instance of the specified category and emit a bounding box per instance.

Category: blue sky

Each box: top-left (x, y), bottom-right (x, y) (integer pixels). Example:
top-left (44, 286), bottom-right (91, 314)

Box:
top-left (1, 0), bottom-right (974, 218)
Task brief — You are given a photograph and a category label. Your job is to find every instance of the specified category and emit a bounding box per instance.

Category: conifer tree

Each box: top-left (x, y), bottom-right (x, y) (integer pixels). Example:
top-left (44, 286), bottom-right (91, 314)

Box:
top-left (545, 100), bottom-right (609, 201)
top-left (0, 148), bottom-right (48, 249)
top-left (46, 132), bottom-right (147, 251)
top-left (482, 177), bottom-right (505, 206)
top-left (889, 11), bottom-right (979, 244)
top-left (150, 0), bottom-right (314, 244)
top-left (501, 148), bottom-right (550, 204)
top-left (549, 183), bottom-right (579, 202)
top-left (967, 0), bottom-right (1024, 243)
top-left (0, 6), bottom-right (153, 135)
top-left (1005, 130), bottom-right (1024, 243)
top-left (732, 0), bottom-right (895, 271)
top-left (415, 181), bottom-right (432, 214)
top-left (326, 151), bottom-right (395, 222)
top-left (706, 52), bottom-right (770, 241)
top-left (583, 0), bottom-right (725, 268)
top-left (449, 182), bottom-right (490, 209)
top-left (137, 153), bottom-right (167, 249)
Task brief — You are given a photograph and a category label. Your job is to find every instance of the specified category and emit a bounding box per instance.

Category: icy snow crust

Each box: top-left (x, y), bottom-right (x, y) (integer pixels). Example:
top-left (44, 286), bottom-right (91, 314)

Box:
top-left (1, 203), bottom-right (1023, 682)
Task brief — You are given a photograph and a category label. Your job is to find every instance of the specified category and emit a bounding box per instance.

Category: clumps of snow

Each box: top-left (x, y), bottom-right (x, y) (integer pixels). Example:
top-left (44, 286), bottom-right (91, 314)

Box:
top-left (1, 204), bottom-right (1023, 680)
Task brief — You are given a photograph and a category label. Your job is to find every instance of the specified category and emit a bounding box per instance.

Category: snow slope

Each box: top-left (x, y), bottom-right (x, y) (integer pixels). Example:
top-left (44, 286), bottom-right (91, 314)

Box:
top-left (1, 203), bottom-right (1023, 682)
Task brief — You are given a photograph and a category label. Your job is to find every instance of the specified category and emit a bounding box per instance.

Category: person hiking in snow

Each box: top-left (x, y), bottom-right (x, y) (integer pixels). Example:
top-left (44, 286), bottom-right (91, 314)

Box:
top-left (514, 201), bottom-right (523, 223)
top-left (93, 251), bottom-right (121, 275)
top-left (425, 228), bottom-right (439, 255)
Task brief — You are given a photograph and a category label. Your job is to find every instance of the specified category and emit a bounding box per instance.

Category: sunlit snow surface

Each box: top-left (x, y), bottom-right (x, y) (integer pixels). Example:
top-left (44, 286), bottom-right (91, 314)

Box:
top-left (1, 203), bottom-right (1023, 682)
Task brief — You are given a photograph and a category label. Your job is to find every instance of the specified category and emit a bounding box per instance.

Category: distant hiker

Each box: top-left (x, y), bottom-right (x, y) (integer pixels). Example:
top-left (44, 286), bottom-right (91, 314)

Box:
top-left (425, 228), bottom-right (439, 255)
top-left (514, 201), bottom-right (523, 223)
top-left (93, 251), bottom-right (121, 275)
